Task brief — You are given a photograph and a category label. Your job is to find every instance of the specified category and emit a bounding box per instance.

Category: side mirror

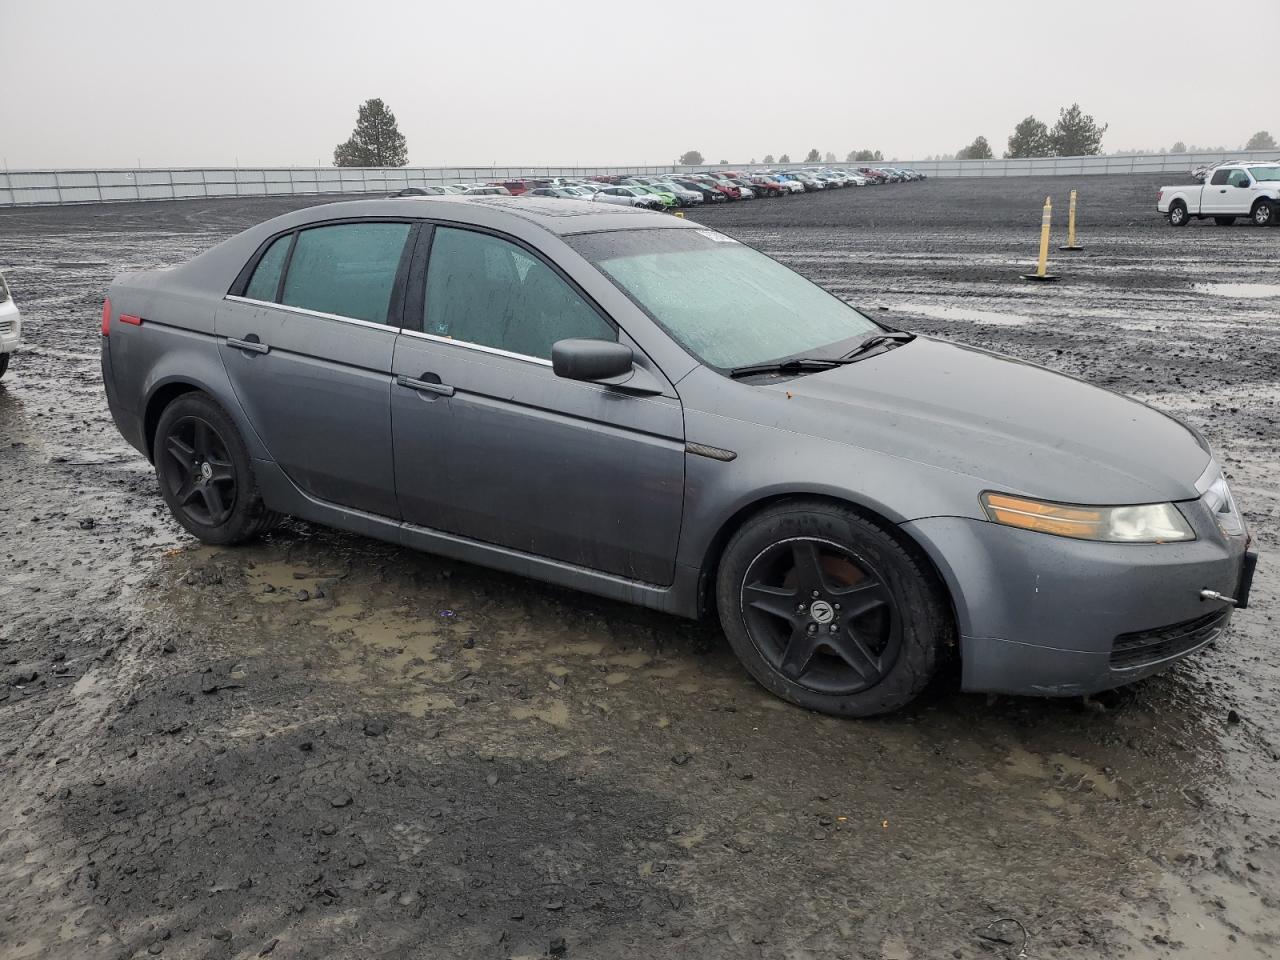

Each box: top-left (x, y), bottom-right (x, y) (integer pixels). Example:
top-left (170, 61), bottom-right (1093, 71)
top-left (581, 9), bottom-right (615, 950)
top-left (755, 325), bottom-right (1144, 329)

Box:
top-left (552, 339), bottom-right (634, 383)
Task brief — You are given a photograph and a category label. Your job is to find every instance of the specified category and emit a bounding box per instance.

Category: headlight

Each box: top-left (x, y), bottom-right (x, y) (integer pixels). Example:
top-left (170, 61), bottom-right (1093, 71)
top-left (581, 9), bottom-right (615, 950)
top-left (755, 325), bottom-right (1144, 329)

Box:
top-left (981, 492), bottom-right (1195, 543)
top-left (1202, 473), bottom-right (1245, 537)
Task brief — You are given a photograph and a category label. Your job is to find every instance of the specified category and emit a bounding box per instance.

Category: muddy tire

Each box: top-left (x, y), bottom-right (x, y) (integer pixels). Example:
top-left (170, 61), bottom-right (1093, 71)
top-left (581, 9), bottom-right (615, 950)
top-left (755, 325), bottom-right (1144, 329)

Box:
top-left (1169, 202), bottom-right (1189, 227)
top-left (1251, 200), bottom-right (1275, 227)
top-left (715, 499), bottom-right (950, 717)
top-left (0, 353), bottom-right (8, 379)
top-left (1214, 216), bottom-right (1236, 226)
top-left (153, 392), bottom-right (282, 545)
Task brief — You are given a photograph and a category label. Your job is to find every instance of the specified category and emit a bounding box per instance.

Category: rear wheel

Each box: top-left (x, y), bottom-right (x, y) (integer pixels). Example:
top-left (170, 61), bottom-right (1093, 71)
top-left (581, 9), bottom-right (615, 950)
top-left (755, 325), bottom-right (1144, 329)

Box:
top-left (716, 500), bottom-right (950, 717)
top-left (1169, 202), bottom-right (1189, 227)
top-left (1252, 200), bottom-right (1275, 227)
top-left (154, 392), bottom-right (281, 545)
top-left (1214, 216), bottom-right (1236, 226)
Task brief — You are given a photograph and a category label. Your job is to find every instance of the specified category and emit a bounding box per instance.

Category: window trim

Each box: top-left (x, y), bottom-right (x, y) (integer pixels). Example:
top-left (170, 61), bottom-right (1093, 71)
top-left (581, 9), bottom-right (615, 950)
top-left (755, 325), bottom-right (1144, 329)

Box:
top-left (407, 221), bottom-right (618, 367)
top-left (228, 217), bottom-right (420, 328)
top-left (223, 294), bottom-right (400, 333)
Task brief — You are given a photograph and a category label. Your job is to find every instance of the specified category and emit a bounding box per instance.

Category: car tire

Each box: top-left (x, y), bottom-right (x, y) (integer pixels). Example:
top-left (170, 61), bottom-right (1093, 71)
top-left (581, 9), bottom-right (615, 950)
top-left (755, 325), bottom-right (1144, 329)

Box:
top-left (1213, 216), bottom-right (1236, 226)
top-left (154, 392), bottom-right (282, 545)
top-left (1251, 200), bottom-right (1275, 227)
top-left (1169, 202), bottom-right (1189, 227)
top-left (715, 500), bottom-right (951, 717)
top-left (0, 353), bottom-right (8, 379)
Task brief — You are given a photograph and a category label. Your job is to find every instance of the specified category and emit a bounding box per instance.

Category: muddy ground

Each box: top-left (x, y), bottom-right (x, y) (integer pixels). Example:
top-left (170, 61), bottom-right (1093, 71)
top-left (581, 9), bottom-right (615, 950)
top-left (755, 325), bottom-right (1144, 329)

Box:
top-left (1, 176), bottom-right (1277, 960)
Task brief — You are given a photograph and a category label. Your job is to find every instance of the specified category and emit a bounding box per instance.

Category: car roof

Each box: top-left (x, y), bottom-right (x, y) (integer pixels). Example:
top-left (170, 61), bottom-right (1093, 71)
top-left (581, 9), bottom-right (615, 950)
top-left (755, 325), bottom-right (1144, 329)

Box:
top-left (289, 195), bottom-right (699, 237)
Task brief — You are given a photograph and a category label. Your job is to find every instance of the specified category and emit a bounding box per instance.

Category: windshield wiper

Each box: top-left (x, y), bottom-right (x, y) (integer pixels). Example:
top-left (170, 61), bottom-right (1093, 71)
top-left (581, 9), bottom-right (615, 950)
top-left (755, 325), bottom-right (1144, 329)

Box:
top-left (841, 330), bottom-right (914, 359)
top-left (728, 332), bottom-right (915, 380)
top-left (727, 357), bottom-right (851, 379)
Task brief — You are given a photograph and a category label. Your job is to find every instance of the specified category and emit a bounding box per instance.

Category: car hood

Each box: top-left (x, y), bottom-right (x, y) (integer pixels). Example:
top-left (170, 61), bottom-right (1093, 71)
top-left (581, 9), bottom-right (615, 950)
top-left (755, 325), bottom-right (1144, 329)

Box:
top-left (760, 337), bottom-right (1209, 504)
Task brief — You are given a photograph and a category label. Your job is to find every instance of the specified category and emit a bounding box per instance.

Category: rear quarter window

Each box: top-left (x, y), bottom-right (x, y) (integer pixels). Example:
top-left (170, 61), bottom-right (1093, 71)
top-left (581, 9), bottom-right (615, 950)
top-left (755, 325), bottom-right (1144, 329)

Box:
top-left (244, 234), bottom-right (292, 302)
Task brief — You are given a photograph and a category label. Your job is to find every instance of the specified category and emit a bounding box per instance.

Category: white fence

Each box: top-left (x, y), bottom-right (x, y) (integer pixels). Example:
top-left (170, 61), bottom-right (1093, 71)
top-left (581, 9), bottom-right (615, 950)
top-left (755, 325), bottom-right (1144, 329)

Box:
top-left (2, 151), bottom-right (1275, 206)
top-left (898, 150), bottom-right (1277, 179)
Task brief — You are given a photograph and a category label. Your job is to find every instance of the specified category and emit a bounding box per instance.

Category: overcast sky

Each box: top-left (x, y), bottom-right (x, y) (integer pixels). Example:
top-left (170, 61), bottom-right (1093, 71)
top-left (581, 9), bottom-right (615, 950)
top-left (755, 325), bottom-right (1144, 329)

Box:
top-left (0, 0), bottom-right (1260, 170)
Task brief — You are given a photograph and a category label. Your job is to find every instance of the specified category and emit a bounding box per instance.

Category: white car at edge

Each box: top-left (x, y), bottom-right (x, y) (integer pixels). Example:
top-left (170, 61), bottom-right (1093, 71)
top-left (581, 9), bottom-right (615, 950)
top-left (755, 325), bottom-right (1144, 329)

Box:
top-left (0, 271), bottom-right (20, 379)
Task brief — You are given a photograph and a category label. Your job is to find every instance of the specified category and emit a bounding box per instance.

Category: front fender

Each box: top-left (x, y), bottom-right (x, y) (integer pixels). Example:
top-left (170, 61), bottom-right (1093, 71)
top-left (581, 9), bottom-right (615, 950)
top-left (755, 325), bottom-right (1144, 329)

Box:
top-left (674, 403), bottom-right (988, 577)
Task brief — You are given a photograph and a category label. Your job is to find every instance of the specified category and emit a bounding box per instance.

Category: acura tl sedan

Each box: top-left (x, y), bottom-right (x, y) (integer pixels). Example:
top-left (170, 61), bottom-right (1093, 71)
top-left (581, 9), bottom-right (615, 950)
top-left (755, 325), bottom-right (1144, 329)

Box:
top-left (100, 197), bottom-right (1257, 716)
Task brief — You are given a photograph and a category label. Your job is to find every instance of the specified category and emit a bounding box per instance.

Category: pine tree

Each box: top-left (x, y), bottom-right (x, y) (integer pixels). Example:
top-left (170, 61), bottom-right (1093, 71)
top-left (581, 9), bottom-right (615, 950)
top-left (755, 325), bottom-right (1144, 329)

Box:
top-left (1049, 104), bottom-right (1107, 157)
top-left (333, 99), bottom-right (408, 167)
top-left (1005, 117), bottom-right (1051, 158)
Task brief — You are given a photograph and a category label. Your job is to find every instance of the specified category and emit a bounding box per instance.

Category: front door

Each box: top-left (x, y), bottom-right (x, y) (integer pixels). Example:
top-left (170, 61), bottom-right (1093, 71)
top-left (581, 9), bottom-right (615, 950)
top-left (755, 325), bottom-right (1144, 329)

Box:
top-left (217, 220), bottom-right (415, 518)
top-left (391, 225), bottom-right (685, 584)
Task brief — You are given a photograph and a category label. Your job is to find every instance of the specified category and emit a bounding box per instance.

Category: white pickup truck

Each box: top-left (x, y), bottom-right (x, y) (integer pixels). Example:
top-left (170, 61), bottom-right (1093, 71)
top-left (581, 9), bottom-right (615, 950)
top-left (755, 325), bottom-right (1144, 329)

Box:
top-left (1157, 162), bottom-right (1280, 227)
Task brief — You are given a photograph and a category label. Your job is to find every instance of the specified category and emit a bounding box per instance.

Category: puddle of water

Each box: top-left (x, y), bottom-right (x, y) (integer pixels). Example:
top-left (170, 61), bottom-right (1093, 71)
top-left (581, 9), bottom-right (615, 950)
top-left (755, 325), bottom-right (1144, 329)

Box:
top-left (1193, 282), bottom-right (1280, 299)
top-left (895, 301), bottom-right (1034, 326)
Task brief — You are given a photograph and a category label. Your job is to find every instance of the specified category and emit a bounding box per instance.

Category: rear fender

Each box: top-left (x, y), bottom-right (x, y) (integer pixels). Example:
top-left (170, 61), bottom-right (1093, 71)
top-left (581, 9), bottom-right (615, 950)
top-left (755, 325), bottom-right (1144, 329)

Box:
top-left (138, 332), bottom-right (269, 462)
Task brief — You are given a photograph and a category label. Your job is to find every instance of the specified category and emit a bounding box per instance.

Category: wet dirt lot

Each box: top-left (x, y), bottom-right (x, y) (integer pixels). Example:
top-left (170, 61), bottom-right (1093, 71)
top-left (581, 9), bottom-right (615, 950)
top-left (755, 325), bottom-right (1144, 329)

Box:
top-left (1, 177), bottom-right (1278, 960)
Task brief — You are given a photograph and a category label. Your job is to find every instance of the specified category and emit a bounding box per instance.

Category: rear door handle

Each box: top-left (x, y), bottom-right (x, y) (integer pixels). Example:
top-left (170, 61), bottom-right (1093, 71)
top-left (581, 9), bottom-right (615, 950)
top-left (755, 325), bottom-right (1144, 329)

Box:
top-left (226, 336), bottom-right (269, 354)
top-left (396, 374), bottom-right (454, 397)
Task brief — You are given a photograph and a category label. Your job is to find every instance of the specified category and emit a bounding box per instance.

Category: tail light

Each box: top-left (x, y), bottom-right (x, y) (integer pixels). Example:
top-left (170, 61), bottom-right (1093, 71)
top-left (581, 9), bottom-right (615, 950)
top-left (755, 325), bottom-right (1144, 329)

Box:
top-left (1157, 190), bottom-right (1163, 202)
top-left (101, 297), bottom-right (111, 336)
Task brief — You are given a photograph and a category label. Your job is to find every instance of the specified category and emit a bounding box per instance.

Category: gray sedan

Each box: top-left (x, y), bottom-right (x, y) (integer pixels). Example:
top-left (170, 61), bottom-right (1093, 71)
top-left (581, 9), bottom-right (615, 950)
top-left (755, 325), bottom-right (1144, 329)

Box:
top-left (100, 196), bottom-right (1257, 716)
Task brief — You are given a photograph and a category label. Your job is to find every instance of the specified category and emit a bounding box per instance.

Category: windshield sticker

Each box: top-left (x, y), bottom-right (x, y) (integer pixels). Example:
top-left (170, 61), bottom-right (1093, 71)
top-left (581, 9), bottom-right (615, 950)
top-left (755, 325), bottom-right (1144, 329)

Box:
top-left (696, 229), bottom-right (740, 244)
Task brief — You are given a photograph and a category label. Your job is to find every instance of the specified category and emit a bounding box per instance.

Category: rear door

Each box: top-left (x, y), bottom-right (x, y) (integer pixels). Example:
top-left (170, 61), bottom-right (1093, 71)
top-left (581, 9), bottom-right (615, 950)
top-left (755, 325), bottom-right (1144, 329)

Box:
top-left (390, 224), bottom-right (685, 584)
top-left (217, 220), bottom-right (416, 518)
top-left (1203, 169), bottom-right (1233, 214)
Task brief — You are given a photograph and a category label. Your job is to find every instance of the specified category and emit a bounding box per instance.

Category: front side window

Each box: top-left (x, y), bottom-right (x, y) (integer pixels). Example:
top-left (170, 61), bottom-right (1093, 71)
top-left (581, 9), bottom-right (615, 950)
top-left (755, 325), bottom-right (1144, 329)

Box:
top-left (424, 227), bottom-right (614, 360)
top-left (244, 233), bottom-right (292, 302)
top-left (569, 228), bottom-right (880, 370)
top-left (281, 222), bottom-right (411, 324)
top-left (1227, 169), bottom-right (1252, 187)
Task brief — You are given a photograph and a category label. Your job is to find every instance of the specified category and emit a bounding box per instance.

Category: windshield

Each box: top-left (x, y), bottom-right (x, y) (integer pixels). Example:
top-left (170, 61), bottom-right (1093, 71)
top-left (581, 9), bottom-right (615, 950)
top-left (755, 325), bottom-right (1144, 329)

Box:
top-left (568, 228), bottom-right (881, 369)
top-left (1248, 166), bottom-right (1280, 182)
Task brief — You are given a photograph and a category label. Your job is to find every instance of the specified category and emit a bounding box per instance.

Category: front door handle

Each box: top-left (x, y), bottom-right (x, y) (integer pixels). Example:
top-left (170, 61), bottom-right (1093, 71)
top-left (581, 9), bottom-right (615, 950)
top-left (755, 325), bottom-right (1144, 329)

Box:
top-left (396, 373), bottom-right (454, 397)
top-left (227, 335), bottom-right (269, 354)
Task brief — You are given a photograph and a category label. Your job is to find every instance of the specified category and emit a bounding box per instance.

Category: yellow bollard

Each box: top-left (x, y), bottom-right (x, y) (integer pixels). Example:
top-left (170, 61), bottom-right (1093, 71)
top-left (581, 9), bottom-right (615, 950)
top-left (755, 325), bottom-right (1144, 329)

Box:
top-left (1059, 189), bottom-right (1083, 251)
top-left (674, 211), bottom-right (685, 218)
top-left (1021, 196), bottom-right (1060, 282)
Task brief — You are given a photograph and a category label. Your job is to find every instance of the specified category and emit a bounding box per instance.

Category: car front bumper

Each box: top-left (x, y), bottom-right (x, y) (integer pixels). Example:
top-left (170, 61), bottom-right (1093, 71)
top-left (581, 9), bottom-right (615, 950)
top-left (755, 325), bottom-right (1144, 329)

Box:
top-left (902, 504), bottom-right (1255, 697)
top-left (0, 302), bottom-right (20, 354)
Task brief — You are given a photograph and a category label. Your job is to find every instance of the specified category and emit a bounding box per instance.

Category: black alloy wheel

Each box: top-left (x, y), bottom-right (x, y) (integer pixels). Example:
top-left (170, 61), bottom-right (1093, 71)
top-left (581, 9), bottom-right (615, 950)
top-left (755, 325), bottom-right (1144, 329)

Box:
top-left (740, 536), bottom-right (902, 695)
top-left (161, 415), bottom-right (237, 526)
top-left (153, 391), bottom-right (281, 544)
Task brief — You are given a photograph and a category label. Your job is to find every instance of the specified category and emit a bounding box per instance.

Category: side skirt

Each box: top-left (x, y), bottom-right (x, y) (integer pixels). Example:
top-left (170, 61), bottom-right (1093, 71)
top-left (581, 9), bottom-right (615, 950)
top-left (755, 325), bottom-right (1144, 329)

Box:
top-left (252, 459), bottom-right (701, 619)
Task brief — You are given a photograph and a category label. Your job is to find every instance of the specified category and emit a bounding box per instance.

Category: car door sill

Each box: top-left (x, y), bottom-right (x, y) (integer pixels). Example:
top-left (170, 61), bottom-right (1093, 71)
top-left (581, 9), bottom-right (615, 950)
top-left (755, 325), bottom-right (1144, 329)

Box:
top-left (252, 457), bottom-right (683, 613)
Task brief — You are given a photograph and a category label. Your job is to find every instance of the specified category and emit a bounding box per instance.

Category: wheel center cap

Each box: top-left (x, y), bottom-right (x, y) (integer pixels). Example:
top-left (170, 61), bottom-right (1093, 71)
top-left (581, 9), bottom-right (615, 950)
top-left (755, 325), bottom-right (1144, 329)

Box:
top-left (809, 600), bottom-right (835, 625)
top-left (199, 462), bottom-right (213, 481)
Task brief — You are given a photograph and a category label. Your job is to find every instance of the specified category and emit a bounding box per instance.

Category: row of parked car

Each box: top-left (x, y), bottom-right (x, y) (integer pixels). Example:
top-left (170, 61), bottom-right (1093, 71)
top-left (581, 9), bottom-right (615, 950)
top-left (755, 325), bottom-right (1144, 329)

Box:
top-left (394, 166), bottom-right (925, 210)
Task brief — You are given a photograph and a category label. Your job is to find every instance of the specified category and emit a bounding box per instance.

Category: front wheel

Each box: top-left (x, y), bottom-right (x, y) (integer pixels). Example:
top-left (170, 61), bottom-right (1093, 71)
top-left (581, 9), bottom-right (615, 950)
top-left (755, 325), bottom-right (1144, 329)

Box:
top-left (0, 353), bottom-right (9, 379)
top-left (1252, 200), bottom-right (1275, 227)
top-left (1169, 202), bottom-right (1189, 227)
top-left (716, 501), bottom-right (951, 717)
top-left (1214, 216), bottom-right (1236, 226)
top-left (154, 392), bottom-right (281, 545)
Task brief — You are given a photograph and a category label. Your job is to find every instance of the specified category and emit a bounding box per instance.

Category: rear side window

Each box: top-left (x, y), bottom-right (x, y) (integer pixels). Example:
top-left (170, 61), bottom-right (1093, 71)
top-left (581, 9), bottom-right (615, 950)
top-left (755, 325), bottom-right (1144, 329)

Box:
top-left (424, 227), bottom-right (614, 360)
top-left (244, 234), bottom-right (292, 302)
top-left (281, 223), bottom-right (411, 324)
top-left (1209, 169), bottom-right (1231, 185)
